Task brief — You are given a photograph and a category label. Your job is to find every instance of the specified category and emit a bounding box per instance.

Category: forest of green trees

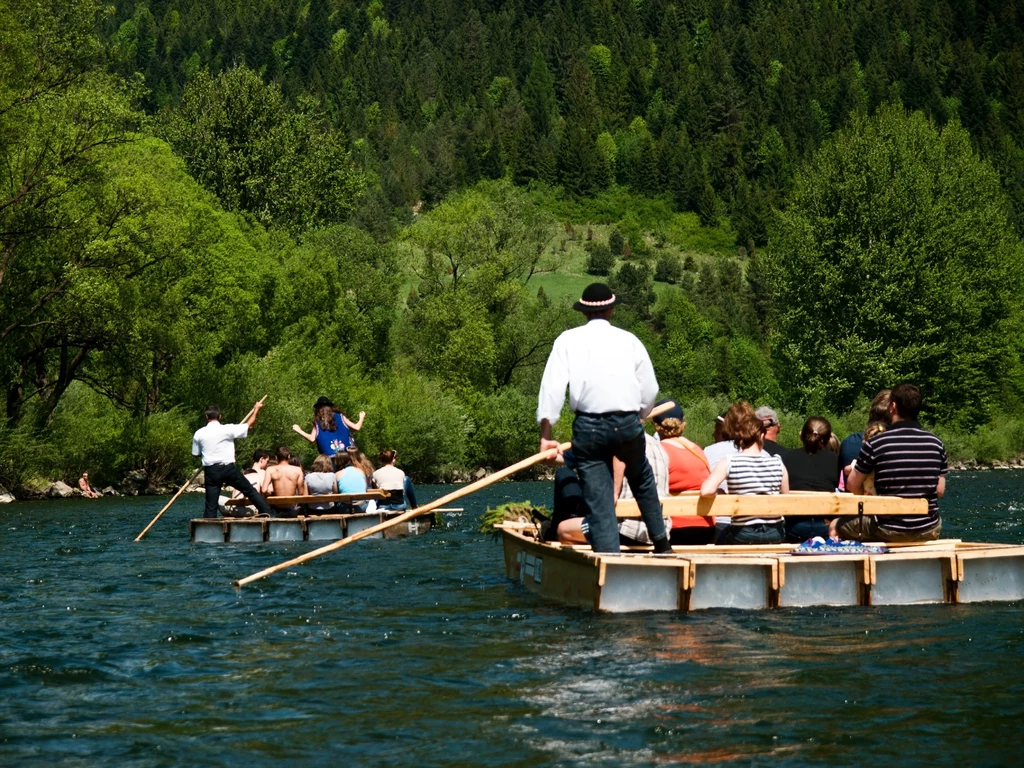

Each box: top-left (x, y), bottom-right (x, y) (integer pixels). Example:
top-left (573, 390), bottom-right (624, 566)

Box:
top-left (2, 0), bottom-right (1024, 492)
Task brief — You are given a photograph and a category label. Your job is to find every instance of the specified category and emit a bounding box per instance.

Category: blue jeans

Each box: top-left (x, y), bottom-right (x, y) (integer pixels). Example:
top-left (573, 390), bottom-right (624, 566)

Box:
top-left (380, 477), bottom-right (419, 511)
top-left (572, 412), bottom-right (666, 554)
top-left (785, 518), bottom-right (830, 542)
top-left (719, 522), bottom-right (785, 545)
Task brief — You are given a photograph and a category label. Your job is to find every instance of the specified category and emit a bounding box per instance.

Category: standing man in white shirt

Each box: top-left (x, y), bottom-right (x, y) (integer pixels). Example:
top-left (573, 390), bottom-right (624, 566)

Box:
top-left (192, 403), bottom-right (274, 519)
top-left (537, 283), bottom-right (670, 554)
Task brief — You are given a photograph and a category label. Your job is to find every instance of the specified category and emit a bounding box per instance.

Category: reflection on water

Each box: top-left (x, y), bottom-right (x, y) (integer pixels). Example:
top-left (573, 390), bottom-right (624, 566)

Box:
top-left (0, 472), bottom-right (1021, 766)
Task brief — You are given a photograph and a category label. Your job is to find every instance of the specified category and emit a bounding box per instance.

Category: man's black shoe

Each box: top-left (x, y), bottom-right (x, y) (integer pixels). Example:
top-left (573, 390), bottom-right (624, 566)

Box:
top-left (653, 537), bottom-right (673, 554)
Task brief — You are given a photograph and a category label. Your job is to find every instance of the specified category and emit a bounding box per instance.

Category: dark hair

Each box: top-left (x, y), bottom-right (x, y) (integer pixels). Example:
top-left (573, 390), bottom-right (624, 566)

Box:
top-left (276, 446), bottom-right (291, 463)
top-left (205, 405), bottom-right (221, 420)
top-left (723, 401), bottom-right (762, 449)
top-left (312, 454), bottom-right (334, 473)
top-left (713, 414), bottom-right (728, 443)
top-left (800, 416), bottom-right (832, 454)
top-left (890, 383), bottom-right (922, 420)
top-left (252, 449), bottom-right (271, 464)
top-left (289, 455), bottom-right (302, 467)
top-left (379, 449), bottom-right (397, 465)
top-left (333, 451), bottom-right (353, 471)
top-left (315, 404), bottom-right (338, 432)
top-left (869, 389), bottom-right (892, 425)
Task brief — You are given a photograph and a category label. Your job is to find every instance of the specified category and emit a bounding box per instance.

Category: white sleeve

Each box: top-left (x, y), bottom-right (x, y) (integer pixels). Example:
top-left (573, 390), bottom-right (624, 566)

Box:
top-left (634, 338), bottom-right (659, 417)
top-left (191, 432), bottom-right (201, 457)
top-left (230, 423), bottom-right (249, 440)
top-left (537, 335), bottom-right (570, 425)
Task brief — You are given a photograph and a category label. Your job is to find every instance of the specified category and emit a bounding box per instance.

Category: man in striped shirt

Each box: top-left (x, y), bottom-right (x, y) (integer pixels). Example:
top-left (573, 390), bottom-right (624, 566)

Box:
top-left (832, 383), bottom-right (947, 542)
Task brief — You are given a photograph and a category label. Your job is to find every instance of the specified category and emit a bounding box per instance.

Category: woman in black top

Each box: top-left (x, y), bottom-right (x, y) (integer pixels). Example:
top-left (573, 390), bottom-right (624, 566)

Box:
top-left (783, 416), bottom-right (840, 542)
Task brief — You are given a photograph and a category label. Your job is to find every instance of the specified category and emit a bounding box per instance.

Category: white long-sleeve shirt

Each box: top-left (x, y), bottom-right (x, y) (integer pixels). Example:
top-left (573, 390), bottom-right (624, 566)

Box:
top-left (537, 319), bottom-right (659, 425)
top-left (192, 421), bottom-right (248, 465)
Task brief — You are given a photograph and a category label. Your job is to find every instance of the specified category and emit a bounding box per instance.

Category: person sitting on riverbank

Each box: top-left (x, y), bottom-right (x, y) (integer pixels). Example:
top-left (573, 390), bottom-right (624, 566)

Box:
top-left (305, 454), bottom-right (339, 514)
top-left (701, 401), bottom-right (789, 544)
top-left (782, 417), bottom-right (840, 542)
top-left (334, 450), bottom-right (369, 512)
top-left (831, 383), bottom-right (946, 542)
top-left (374, 450), bottom-right (419, 511)
top-left (292, 396), bottom-right (365, 456)
top-left (264, 446), bottom-right (307, 518)
top-left (78, 472), bottom-right (100, 499)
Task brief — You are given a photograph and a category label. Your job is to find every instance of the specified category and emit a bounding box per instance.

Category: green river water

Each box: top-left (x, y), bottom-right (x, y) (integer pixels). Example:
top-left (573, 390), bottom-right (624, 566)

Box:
top-left (1, 471), bottom-right (1022, 765)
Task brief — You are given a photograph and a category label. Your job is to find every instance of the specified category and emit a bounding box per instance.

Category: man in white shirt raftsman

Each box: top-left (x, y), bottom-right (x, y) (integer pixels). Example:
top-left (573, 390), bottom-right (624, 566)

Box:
top-left (192, 403), bottom-right (274, 519)
top-left (537, 283), bottom-right (670, 555)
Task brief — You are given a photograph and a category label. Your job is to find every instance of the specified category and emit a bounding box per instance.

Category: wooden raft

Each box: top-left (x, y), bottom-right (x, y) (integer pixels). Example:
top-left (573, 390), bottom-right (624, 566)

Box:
top-left (498, 525), bottom-right (1024, 613)
top-left (614, 491), bottom-right (927, 518)
top-left (191, 508), bottom-right (432, 544)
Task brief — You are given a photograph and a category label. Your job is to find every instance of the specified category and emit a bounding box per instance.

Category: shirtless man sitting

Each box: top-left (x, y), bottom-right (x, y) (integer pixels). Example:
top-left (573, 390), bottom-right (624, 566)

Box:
top-left (78, 472), bottom-right (100, 499)
top-left (264, 447), bottom-right (307, 518)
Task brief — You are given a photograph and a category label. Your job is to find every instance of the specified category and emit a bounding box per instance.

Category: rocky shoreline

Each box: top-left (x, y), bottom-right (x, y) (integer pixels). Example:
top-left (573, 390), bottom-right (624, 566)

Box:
top-left (0, 460), bottom-right (1019, 503)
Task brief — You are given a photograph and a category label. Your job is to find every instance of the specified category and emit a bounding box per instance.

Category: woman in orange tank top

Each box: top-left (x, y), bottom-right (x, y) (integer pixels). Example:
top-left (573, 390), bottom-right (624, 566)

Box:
top-left (651, 400), bottom-right (714, 544)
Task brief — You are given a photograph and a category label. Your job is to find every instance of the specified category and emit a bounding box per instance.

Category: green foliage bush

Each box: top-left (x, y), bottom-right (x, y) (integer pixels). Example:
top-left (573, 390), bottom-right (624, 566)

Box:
top-left (608, 228), bottom-right (625, 255)
top-left (585, 242), bottom-right (615, 275)
top-left (655, 253), bottom-right (683, 284)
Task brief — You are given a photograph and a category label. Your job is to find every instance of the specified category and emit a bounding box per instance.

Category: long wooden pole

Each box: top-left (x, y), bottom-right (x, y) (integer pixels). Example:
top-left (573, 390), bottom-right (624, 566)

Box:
top-left (234, 441), bottom-right (573, 588)
top-left (134, 396), bottom-right (267, 542)
top-left (134, 467), bottom-right (203, 542)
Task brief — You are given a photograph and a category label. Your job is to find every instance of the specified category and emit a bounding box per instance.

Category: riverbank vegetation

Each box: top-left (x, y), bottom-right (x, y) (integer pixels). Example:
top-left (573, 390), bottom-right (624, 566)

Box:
top-left (2, 1), bottom-right (1024, 493)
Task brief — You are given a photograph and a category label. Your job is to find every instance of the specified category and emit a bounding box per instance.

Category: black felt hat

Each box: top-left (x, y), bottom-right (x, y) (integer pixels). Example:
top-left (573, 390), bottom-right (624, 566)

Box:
top-left (573, 282), bottom-right (620, 312)
top-left (314, 396), bottom-right (334, 409)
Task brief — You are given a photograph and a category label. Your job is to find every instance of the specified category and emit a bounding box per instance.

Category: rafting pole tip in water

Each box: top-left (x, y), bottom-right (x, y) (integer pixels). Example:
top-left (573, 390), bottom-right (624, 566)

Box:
top-left (233, 441), bottom-right (572, 588)
top-left (134, 395), bottom-right (268, 542)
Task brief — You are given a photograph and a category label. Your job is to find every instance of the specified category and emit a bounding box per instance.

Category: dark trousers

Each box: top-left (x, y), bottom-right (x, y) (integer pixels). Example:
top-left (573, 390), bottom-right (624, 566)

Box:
top-left (547, 467), bottom-right (588, 541)
top-left (785, 517), bottom-right (830, 543)
top-left (203, 463), bottom-right (273, 518)
top-left (572, 412), bottom-right (666, 554)
top-left (718, 521), bottom-right (785, 545)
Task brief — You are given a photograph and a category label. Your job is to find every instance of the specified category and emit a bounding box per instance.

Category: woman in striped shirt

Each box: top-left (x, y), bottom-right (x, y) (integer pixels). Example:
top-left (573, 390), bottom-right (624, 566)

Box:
top-left (700, 401), bottom-right (790, 544)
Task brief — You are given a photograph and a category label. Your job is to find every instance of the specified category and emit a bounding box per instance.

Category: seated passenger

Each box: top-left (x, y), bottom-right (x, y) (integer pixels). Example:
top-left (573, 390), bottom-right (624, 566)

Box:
top-left (221, 449), bottom-right (271, 518)
top-left (349, 448), bottom-right (378, 512)
top-left (650, 400), bottom-right (714, 544)
top-left (334, 450), bottom-right (369, 513)
top-left (700, 401), bottom-right (789, 544)
top-left (782, 417), bottom-right (840, 542)
top-left (831, 383), bottom-right (946, 543)
top-left (857, 421), bottom-right (887, 495)
top-left (374, 450), bottom-right (419, 510)
top-left (264, 446), bottom-right (307, 518)
top-left (305, 454), bottom-right (339, 514)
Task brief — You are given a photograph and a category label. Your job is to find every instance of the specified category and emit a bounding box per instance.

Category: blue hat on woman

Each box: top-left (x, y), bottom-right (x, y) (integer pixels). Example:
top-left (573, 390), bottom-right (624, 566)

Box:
top-left (652, 399), bottom-right (684, 424)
